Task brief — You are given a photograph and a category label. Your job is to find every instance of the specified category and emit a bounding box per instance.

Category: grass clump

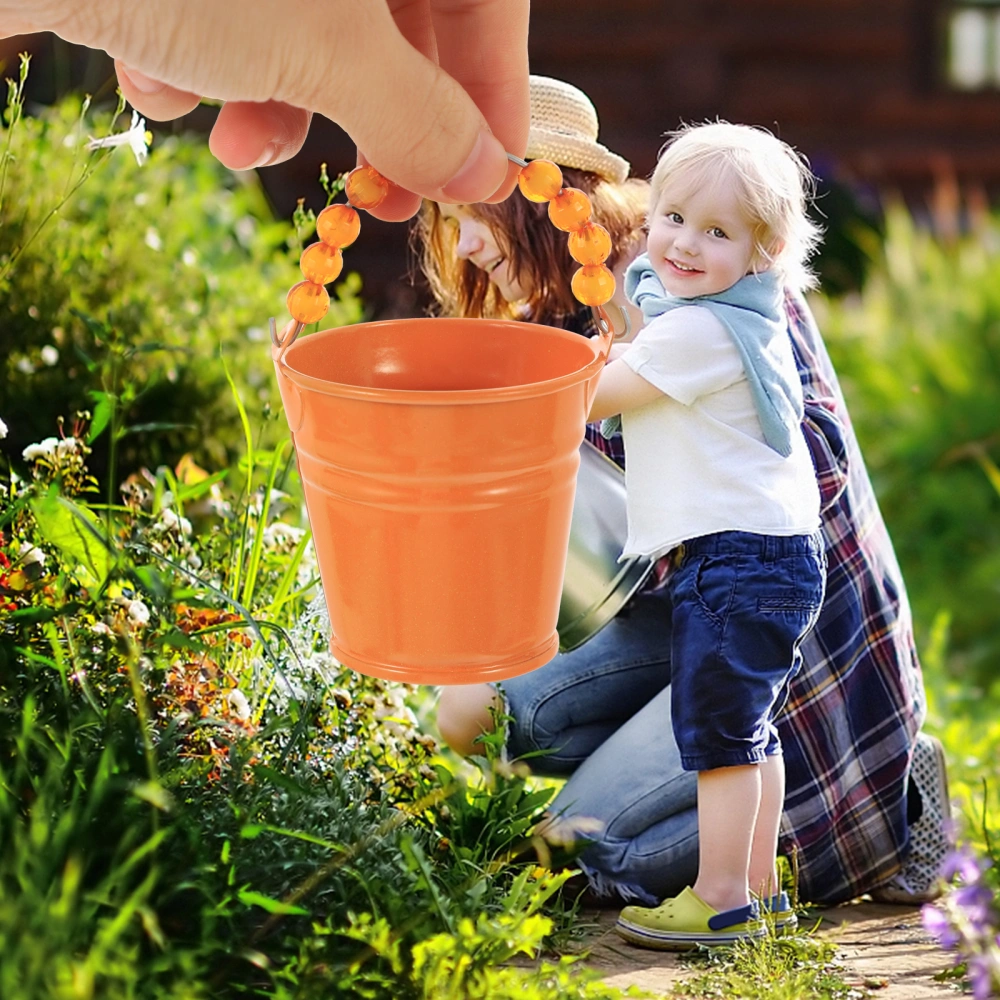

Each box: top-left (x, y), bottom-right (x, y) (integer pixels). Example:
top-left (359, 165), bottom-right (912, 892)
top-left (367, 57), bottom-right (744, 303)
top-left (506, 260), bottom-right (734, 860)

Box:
top-left (673, 931), bottom-right (869, 1000)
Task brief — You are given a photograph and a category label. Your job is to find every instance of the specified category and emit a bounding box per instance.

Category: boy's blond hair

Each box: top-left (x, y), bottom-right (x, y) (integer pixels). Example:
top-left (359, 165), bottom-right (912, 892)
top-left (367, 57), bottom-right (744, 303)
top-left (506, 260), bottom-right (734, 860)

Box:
top-left (649, 121), bottom-right (823, 292)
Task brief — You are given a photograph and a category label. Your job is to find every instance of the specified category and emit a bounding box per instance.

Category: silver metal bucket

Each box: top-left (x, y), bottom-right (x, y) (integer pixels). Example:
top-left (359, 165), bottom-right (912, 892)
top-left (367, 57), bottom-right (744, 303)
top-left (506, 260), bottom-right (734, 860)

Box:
top-left (557, 440), bottom-right (654, 651)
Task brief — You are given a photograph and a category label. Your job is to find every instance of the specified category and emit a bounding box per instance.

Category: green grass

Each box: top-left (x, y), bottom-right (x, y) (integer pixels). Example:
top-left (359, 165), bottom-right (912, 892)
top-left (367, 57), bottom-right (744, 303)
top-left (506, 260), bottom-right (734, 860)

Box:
top-left (671, 930), bottom-right (870, 1000)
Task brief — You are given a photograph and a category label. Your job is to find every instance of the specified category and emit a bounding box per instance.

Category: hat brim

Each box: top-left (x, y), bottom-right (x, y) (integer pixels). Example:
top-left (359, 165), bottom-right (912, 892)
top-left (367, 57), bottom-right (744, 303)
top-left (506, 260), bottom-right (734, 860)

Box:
top-left (526, 127), bottom-right (631, 185)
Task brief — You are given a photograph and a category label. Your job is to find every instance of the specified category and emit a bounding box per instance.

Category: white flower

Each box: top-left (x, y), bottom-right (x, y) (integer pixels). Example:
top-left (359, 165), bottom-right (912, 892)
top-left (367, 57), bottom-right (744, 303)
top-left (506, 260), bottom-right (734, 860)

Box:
top-left (22, 437), bottom-right (59, 461)
top-left (127, 600), bottom-right (150, 626)
top-left (144, 227), bottom-right (163, 252)
top-left (226, 688), bottom-right (252, 722)
top-left (262, 521), bottom-right (305, 548)
top-left (296, 538), bottom-right (318, 589)
top-left (18, 542), bottom-right (46, 568)
top-left (56, 437), bottom-right (82, 457)
top-left (0, 417), bottom-right (7, 440)
top-left (86, 110), bottom-right (152, 166)
top-left (251, 488), bottom-right (290, 517)
top-left (155, 507), bottom-right (192, 536)
top-left (40, 345), bottom-right (59, 366)
top-left (91, 621), bottom-right (113, 637)
top-left (181, 550), bottom-right (203, 571)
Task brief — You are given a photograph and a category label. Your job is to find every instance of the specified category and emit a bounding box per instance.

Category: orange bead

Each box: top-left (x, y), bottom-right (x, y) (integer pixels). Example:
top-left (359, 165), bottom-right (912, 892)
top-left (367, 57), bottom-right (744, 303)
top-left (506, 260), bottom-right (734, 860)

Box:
top-left (300, 242), bottom-right (344, 285)
top-left (345, 165), bottom-right (390, 211)
top-left (571, 264), bottom-right (616, 307)
top-left (568, 223), bottom-right (612, 266)
top-left (548, 187), bottom-right (592, 232)
top-left (316, 203), bottom-right (361, 247)
top-left (517, 159), bottom-right (563, 202)
top-left (286, 280), bottom-right (330, 325)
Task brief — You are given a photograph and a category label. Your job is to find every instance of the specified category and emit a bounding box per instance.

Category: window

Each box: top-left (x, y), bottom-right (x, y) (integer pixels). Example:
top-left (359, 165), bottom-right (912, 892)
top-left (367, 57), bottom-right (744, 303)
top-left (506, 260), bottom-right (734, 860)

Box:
top-left (946, 0), bottom-right (1000, 88)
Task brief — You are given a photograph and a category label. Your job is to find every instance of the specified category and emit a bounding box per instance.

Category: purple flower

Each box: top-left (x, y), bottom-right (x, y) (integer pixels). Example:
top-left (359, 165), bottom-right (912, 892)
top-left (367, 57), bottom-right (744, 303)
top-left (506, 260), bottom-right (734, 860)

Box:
top-left (923, 903), bottom-right (961, 950)
top-left (943, 848), bottom-right (983, 885)
top-left (953, 884), bottom-right (996, 934)
top-left (966, 953), bottom-right (999, 1000)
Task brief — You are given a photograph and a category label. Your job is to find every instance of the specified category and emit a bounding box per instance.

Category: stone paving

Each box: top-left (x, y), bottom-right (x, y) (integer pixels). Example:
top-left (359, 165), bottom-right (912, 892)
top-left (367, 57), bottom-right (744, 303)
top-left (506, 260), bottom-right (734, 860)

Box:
top-left (575, 900), bottom-right (962, 999)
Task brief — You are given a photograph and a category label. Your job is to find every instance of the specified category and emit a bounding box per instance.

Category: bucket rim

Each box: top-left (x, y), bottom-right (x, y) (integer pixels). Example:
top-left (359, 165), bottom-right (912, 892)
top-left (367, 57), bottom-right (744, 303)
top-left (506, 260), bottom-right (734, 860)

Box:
top-left (274, 316), bottom-right (605, 404)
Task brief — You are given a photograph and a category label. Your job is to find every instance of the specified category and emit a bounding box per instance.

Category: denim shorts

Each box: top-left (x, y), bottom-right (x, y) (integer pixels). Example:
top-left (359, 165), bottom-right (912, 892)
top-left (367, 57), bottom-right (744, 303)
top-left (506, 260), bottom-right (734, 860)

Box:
top-left (667, 530), bottom-right (826, 772)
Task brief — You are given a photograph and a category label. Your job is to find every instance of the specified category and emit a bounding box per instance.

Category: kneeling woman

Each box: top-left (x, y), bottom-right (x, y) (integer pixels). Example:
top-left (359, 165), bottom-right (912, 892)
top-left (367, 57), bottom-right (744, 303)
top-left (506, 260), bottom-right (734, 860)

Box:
top-left (420, 76), bottom-right (928, 914)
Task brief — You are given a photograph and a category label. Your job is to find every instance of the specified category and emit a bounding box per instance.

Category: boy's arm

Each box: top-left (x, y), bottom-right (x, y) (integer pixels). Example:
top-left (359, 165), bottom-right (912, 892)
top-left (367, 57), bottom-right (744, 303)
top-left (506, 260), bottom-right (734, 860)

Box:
top-left (587, 359), bottom-right (665, 423)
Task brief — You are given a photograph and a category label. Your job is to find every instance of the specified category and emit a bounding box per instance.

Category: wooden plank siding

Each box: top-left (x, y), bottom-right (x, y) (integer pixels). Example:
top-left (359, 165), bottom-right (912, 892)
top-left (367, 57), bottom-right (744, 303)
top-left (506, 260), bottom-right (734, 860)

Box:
top-left (529, 0), bottom-right (1000, 193)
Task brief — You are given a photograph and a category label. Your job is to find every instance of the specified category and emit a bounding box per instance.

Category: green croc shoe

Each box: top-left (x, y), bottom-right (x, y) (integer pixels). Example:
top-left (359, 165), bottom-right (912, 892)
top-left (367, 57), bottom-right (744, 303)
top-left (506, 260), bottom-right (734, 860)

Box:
top-left (615, 886), bottom-right (765, 950)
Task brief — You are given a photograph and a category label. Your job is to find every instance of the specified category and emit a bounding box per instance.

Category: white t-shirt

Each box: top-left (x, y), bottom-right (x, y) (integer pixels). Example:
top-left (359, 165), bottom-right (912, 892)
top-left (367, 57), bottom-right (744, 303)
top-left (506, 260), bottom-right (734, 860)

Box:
top-left (618, 304), bottom-right (821, 560)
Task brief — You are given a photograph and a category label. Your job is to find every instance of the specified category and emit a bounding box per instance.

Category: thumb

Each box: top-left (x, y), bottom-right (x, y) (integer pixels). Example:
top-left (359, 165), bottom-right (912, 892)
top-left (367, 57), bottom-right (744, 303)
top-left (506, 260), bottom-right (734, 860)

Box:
top-left (276, 6), bottom-right (516, 205)
top-left (0, 20), bottom-right (41, 36)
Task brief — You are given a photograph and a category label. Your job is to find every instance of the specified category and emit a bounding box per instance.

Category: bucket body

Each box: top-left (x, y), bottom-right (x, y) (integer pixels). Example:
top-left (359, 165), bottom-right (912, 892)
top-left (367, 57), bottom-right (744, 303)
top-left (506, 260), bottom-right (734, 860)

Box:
top-left (272, 317), bottom-right (605, 685)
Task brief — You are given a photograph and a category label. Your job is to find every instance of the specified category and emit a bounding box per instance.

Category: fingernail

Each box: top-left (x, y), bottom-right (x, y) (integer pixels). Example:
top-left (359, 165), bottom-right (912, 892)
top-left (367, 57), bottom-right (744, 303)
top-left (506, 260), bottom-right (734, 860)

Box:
top-left (121, 64), bottom-right (165, 95)
top-left (439, 129), bottom-right (508, 203)
top-left (246, 143), bottom-right (278, 170)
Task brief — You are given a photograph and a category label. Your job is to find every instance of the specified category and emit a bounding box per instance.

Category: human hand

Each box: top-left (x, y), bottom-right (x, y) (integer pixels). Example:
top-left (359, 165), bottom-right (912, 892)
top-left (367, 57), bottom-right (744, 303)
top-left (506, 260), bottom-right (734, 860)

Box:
top-left (1, 0), bottom-right (529, 221)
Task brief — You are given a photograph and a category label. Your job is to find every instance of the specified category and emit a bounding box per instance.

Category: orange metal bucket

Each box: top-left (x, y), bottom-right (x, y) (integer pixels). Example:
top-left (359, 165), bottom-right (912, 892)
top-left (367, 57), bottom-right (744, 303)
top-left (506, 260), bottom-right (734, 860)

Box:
top-left (272, 317), bottom-right (608, 685)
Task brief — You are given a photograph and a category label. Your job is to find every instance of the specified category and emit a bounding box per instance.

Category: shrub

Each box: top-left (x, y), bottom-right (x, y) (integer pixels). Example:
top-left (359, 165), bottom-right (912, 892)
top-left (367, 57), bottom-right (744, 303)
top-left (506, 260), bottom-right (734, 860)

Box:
top-left (0, 394), bottom-right (618, 999)
top-left (812, 202), bottom-right (1000, 686)
top-left (0, 61), bottom-right (362, 486)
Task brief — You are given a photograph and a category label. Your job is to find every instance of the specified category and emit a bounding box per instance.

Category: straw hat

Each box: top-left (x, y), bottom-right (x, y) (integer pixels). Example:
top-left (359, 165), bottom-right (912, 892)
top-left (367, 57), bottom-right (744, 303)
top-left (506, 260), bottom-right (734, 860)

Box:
top-left (526, 76), bottom-right (631, 185)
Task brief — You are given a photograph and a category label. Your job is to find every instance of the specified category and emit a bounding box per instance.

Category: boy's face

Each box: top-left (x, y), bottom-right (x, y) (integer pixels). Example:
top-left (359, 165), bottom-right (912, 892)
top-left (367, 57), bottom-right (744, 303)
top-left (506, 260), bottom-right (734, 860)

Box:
top-left (646, 173), bottom-right (759, 298)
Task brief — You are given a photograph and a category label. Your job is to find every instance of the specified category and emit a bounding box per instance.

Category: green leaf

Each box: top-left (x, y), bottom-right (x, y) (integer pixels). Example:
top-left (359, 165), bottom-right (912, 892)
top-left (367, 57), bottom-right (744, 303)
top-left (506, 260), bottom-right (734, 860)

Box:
top-left (175, 469), bottom-right (227, 504)
top-left (242, 440), bottom-right (289, 608)
top-left (249, 763), bottom-right (310, 797)
top-left (30, 492), bottom-right (112, 587)
top-left (69, 307), bottom-right (110, 339)
top-left (5, 602), bottom-right (82, 624)
top-left (239, 822), bottom-right (344, 851)
top-left (237, 890), bottom-right (309, 916)
top-left (131, 781), bottom-right (174, 812)
top-left (87, 390), bottom-right (114, 443)
top-left (975, 452), bottom-right (1000, 500)
top-left (133, 564), bottom-right (171, 600)
top-left (150, 628), bottom-right (206, 652)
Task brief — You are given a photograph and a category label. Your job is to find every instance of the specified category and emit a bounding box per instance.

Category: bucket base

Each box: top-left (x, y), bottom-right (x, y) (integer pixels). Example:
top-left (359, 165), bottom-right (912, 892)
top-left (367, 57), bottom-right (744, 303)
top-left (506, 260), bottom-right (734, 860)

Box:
top-left (329, 632), bottom-right (561, 687)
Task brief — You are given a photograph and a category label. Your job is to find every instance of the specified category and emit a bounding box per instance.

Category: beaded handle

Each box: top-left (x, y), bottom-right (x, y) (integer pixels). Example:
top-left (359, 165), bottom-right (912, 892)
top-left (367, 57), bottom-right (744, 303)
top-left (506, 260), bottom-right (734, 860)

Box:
top-left (274, 158), bottom-right (622, 353)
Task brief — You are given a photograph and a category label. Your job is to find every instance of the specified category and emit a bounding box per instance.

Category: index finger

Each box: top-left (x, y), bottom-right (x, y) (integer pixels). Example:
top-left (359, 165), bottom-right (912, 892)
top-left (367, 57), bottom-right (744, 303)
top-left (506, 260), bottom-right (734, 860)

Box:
top-left (429, 0), bottom-right (529, 201)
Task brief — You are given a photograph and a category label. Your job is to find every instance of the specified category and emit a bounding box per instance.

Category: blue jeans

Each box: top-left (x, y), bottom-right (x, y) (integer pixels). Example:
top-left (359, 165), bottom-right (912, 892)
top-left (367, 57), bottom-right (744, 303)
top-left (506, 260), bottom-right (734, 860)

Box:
top-left (501, 587), bottom-right (697, 904)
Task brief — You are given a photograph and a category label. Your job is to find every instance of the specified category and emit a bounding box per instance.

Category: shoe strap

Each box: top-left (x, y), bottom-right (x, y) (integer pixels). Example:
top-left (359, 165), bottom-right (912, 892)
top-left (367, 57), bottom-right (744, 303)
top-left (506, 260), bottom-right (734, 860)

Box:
top-left (707, 901), bottom-right (758, 930)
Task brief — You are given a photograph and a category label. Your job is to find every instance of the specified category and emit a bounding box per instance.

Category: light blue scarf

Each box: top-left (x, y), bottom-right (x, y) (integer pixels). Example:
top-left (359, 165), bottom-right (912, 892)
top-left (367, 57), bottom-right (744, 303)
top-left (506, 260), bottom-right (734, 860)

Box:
top-left (601, 254), bottom-right (801, 457)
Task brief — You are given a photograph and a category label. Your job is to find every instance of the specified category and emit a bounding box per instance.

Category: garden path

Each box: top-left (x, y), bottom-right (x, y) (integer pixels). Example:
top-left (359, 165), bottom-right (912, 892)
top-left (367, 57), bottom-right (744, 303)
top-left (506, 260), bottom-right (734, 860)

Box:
top-left (577, 900), bottom-right (959, 998)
